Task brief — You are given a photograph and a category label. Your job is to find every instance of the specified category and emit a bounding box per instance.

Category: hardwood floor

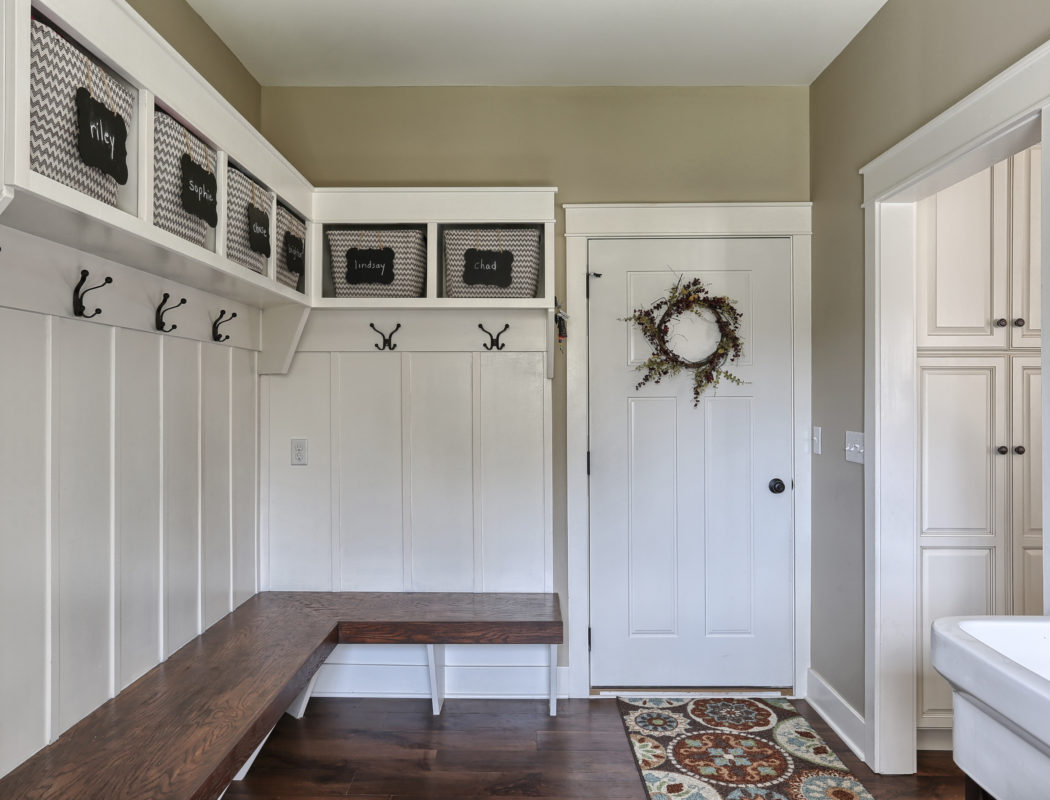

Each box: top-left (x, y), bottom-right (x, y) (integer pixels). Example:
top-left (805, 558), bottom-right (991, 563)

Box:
top-left (224, 697), bottom-right (967, 800)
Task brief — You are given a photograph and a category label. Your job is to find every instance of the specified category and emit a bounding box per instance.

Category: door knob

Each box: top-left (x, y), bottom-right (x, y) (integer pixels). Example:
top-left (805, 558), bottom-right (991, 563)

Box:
top-left (1015, 318), bottom-right (1026, 327)
top-left (995, 318), bottom-right (1008, 327)
top-left (768, 478), bottom-right (786, 494)
top-left (1015, 445), bottom-right (1026, 455)
top-left (997, 446), bottom-right (1009, 455)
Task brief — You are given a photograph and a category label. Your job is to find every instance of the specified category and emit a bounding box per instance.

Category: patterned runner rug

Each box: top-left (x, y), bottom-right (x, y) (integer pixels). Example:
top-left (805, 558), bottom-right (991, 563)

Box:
top-left (617, 697), bottom-right (876, 800)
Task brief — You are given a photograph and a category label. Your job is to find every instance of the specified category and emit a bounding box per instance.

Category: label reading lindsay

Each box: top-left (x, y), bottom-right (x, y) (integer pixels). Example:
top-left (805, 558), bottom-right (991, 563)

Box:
top-left (463, 248), bottom-right (513, 288)
top-left (180, 154), bottom-right (218, 226)
top-left (248, 204), bottom-right (271, 257)
top-left (346, 247), bottom-right (395, 284)
top-left (75, 87), bottom-right (128, 184)
top-left (284, 232), bottom-right (305, 274)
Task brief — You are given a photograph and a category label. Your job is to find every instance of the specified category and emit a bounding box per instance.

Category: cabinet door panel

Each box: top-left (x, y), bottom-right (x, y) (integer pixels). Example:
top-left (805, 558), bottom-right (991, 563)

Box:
top-left (1012, 356), bottom-right (1042, 614)
top-left (1012, 145), bottom-right (1041, 349)
top-left (917, 164), bottom-right (1009, 348)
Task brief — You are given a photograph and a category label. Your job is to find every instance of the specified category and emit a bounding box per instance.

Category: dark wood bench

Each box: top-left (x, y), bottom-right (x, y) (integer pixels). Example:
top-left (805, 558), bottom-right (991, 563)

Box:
top-left (0, 591), bottom-right (563, 800)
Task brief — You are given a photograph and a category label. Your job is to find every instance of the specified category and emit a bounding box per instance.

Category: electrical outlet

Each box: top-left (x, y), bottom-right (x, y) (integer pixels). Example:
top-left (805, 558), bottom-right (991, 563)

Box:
top-left (291, 438), bottom-right (308, 466)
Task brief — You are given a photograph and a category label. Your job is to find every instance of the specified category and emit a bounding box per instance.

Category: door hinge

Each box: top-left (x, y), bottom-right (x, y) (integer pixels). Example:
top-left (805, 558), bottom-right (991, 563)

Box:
top-left (587, 451), bottom-right (591, 475)
top-left (588, 627), bottom-right (592, 651)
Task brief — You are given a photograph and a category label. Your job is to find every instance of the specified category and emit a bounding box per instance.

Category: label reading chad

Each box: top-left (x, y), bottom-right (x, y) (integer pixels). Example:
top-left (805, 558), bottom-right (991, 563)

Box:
top-left (248, 204), bottom-right (271, 257)
top-left (463, 248), bottom-right (513, 288)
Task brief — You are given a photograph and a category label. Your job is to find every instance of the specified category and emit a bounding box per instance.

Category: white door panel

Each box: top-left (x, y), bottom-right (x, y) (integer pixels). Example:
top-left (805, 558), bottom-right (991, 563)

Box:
top-left (1012, 356), bottom-right (1043, 614)
top-left (1012, 146), bottom-right (1041, 348)
top-left (589, 237), bottom-right (794, 687)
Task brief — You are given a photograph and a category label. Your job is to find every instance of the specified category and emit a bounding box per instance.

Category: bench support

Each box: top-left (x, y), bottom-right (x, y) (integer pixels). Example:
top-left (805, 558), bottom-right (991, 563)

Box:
top-left (232, 724), bottom-right (275, 782)
top-left (426, 644), bottom-right (446, 715)
top-left (286, 669), bottom-right (322, 719)
top-left (549, 644), bottom-right (558, 716)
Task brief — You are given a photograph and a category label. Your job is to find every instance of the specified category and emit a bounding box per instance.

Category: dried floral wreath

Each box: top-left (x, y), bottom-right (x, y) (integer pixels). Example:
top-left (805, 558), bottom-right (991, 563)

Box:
top-left (625, 276), bottom-right (744, 406)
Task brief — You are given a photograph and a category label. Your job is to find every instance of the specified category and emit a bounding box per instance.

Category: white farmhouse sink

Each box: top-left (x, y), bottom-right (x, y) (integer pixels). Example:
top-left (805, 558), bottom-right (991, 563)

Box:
top-left (931, 616), bottom-right (1050, 798)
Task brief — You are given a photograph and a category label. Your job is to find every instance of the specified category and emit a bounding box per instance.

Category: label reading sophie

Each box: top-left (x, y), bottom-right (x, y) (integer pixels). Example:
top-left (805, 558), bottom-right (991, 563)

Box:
top-left (346, 247), bottom-right (395, 285)
top-left (75, 87), bottom-right (128, 184)
top-left (463, 248), bottom-right (513, 288)
top-left (248, 204), bottom-right (271, 257)
top-left (284, 232), bottom-right (305, 274)
top-left (179, 154), bottom-right (218, 226)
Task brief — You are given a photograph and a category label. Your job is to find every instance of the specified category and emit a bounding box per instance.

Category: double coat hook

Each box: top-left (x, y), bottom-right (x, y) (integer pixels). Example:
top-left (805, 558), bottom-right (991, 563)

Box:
top-left (212, 309), bottom-right (237, 342)
top-left (479, 323), bottom-right (510, 350)
top-left (370, 322), bottom-right (401, 351)
top-left (155, 293), bottom-right (187, 333)
top-left (73, 269), bottom-right (113, 318)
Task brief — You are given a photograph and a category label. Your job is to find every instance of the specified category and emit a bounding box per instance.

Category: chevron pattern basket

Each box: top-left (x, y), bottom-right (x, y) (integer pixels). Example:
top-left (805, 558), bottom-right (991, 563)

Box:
top-left (443, 227), bottom-right (541, 298)
top-left (276, 205), bottom-right (306, 292)
top-left (153, 110), bottom-right (215, 247)
top-left (326, 228), bottom-right (426, 298)
top-left (30, 19), bottom-right (134, 206)
top-left (226, 166), bottom-right (274, 274)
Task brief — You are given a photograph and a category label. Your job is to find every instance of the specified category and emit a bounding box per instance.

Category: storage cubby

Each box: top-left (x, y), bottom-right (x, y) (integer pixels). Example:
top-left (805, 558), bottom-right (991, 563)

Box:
top-left (275, 203), bottom-right (307, 294)
top-left (225, 161), bottom-right (275, 276)
top-left (322, 223), bottom-right (427, 299)
top-left (439, 223), bottom-right (544, 299)
top-left (152, 105), bottom-right (217, 254)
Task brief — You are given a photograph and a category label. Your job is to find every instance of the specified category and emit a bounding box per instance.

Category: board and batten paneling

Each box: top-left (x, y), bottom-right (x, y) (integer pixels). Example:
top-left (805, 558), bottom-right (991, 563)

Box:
top-left (232, 348), bottom-right (259, 606)
top-left (202, 344), bottom-right (233, 627)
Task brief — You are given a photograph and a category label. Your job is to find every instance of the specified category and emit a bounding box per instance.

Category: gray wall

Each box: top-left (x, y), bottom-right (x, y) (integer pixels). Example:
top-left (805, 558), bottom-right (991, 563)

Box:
top-left (810, 0), bottom-right (1050, 712)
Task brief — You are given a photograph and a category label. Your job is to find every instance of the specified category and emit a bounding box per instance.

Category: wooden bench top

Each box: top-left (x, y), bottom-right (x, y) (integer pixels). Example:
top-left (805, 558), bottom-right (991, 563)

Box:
top-left (0, 591), bottom-right (562, 800)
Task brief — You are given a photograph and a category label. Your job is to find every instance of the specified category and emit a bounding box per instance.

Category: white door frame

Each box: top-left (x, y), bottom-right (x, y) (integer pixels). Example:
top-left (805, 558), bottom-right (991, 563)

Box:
top-left (563, 203), bottom-right (813, 699)
top-left (860, 42), bottom-right (1050, 774)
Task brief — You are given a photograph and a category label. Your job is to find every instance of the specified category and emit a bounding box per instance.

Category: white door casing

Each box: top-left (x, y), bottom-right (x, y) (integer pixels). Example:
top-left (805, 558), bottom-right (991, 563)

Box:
top-left (588, 237), bottom-right (795, 687)
top-left (563, 203), bottom-right (812, 700)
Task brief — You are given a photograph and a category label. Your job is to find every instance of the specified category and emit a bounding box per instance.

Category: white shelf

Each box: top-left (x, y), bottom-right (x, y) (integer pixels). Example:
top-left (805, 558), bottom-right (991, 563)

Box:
top-left (312, 296), bottom-right (552, 310)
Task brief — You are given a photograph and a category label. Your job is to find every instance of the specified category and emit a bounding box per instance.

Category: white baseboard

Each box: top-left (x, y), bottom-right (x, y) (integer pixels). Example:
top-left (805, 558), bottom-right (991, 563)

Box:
top-left (917, 727), bottom-right (953, 751)
top-left (806, 668), bottom-right (866, 761)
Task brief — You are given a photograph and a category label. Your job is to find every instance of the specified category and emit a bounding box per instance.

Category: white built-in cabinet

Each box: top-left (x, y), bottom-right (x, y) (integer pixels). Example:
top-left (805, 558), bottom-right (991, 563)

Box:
top-left (916, 147), bottom-right (1043, 735)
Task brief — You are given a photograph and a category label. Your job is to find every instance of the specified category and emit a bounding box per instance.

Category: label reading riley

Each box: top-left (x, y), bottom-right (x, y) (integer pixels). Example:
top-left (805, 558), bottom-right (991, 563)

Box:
top-left (180, 154), bottom-right (218, 226)
top-left (248, 204), bottom-right (271, 257)
top-left (284, 232), bottom-right (305, 275)
top-left (75, 88), bottom-right (128, 184)
top-left (346, 247), bottom-right (395, 285)
top-left (463, 248), bottom-right (513, 288)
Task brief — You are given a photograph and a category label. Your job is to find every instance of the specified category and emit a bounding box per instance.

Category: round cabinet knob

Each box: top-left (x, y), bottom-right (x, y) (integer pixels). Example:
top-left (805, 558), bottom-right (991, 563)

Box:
top-left (768, 478), bottom-right (786, 494)
top-left (1015, 445), bottom-right (1026, 455)
top-left (995, 318), bottom-right (1009, 327)
top-left (997, 446), bottom-right (1010, 455)
top-left (1015, 318), bottom-right (1026, 327)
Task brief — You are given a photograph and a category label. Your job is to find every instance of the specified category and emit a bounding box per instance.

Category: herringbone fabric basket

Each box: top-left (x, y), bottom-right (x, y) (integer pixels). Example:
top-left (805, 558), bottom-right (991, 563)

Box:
top-left (226, 167), bottom-right (274, 274)
top-left (30, 19), bottom-right (134, 206)
top-left (153, 110), bottom-right (215, 247)
top-left (326, 229), bottom-right (426, 298)
top-left (443, 227), bottom-right (541, 298)
top-left (276, 205), bottom-right (306, 292)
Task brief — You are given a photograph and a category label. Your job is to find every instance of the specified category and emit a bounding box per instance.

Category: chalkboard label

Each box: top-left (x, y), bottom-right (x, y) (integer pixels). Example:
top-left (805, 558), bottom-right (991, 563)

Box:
top-left (75, 87), bottom-right (128, 184)
top-left (463, 248), bottom-right (513, 288)
top-left (284, 231), bottom-right (305, 274)
top-left (248, 204), bottom-right (271, 257)
top-left (346, 247), bottom-right (395, 285)
top-left (180, 154), bottom-right (218, 227)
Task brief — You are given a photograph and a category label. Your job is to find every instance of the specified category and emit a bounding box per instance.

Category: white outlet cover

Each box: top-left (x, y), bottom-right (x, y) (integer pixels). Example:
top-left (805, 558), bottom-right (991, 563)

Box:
top-left (291, 438), bottom-right (308, 466)
top-left (845, 430), bottom-right (864, 464)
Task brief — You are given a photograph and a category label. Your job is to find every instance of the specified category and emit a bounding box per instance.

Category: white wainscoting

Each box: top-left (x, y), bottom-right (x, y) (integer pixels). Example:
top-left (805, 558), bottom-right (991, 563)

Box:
top-left (0, 231), bottom-right (259, 778)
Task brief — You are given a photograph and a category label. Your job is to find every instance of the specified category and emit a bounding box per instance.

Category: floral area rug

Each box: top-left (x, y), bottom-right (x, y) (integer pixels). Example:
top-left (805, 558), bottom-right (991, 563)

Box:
top-left (617, 697), bottom-right (875, 800)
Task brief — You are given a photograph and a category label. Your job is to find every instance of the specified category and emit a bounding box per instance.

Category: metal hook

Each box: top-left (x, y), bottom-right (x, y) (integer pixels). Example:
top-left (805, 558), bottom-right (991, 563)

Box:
top-left (73, 269), bottom-right (113, 318)
top-left (212, 309), bottom-right (237, 342)
top-left (370, 322), bottom-right (401, 351)
top-left (155, 293), bottom-right (187, 333)
top-left (479, 323), bottom-right (510, 351)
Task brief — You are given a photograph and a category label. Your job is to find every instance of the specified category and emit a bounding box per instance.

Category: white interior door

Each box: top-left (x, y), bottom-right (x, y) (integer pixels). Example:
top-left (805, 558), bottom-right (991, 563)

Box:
top-left (588, 237), bottom-right (794, 687)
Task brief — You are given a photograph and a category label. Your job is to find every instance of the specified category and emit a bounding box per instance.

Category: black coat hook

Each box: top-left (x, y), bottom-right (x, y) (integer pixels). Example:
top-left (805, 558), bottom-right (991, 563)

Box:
top-left (155, 293), bottom-right (187, 333)
top-left (479, 323), bottom-right (510, 350)
top-left (370, 322), bottom-right (401, 351)
top-left (73, 269), bottom-right (113, 318)
top-left (212, 309), bottom-right (237, 342)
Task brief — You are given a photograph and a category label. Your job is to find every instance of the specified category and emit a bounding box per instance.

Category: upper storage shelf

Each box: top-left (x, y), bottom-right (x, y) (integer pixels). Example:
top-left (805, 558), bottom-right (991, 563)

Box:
top-left (0, 0), bottom-right (556, 312)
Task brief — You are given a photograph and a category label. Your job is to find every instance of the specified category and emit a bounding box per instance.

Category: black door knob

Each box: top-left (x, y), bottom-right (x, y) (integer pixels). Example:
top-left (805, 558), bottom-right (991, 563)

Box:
top-left (1015, 445), bottom-right (1026, 455)
top-left (996, 318), bottom-right (1008, 327)
top-left (1015, 318), bottom-right (1026, 327)
top-left (769, 478), bottom-right (786, 494)
top-left (997, 446), bottom-right (1009, 454)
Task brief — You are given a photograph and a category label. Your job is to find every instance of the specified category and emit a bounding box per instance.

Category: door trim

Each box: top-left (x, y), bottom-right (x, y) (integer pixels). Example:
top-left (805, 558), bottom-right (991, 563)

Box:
top-left (860, 38), bottom-right (1050, 774)
top-left (563, 203), bottom-right (812, 700)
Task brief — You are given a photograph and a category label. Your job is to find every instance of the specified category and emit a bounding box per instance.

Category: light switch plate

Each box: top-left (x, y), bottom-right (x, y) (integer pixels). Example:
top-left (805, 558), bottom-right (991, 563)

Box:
top-left (812, 426), bottom-right (822, 455)
top-left (845, 431), bottom-right (864, 464)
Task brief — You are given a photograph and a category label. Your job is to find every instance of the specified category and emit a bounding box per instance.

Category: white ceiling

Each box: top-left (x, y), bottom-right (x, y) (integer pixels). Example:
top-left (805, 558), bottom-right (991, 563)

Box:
top-left (184, 0), bottom-right (888, 87)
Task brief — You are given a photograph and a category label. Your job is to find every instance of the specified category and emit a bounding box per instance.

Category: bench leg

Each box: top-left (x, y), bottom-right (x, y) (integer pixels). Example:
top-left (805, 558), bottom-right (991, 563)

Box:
top-left (549, 644), bottom-right (558, 716)
top-left (426, 644), bottom-right (446, 715)
top-left (286, 669), bottom-right (321, 719)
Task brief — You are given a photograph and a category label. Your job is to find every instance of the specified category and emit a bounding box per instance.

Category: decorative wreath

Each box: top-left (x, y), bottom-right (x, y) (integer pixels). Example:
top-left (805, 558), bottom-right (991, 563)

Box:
top-left (626, 276), bottom-right (744, 406)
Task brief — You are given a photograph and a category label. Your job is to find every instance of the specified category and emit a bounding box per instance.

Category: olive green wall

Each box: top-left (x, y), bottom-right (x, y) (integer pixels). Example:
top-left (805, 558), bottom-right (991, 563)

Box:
top-left (810, 0), bottom-right (1050, 713)
top-left (125, 0), bottom-right (261, 127)
top-left (261, 85), bottom-right (810, 648)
